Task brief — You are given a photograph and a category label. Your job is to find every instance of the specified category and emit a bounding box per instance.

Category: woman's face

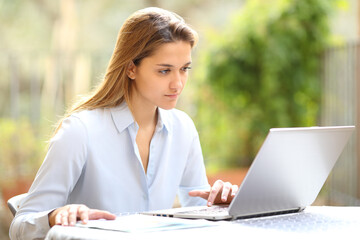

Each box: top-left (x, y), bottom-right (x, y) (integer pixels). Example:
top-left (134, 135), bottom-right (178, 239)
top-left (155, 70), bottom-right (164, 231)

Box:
top-left (128, 41), bottom-right (192, 110)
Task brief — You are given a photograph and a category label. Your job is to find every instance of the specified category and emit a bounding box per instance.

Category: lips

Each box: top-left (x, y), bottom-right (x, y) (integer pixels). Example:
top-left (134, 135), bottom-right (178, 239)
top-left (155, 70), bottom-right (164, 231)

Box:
top-left (165, 94), bottom-right (179, 99)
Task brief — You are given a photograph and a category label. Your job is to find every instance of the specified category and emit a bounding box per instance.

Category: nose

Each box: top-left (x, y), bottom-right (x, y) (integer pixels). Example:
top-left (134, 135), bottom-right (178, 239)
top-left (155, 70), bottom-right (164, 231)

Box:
top-left (170, 72), bottom-right (183, 90)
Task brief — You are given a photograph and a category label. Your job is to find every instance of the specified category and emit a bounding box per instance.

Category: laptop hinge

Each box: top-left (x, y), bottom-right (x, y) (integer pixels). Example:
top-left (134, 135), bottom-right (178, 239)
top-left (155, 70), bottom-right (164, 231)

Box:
top-left (233, 208), bottom-right (302, 220)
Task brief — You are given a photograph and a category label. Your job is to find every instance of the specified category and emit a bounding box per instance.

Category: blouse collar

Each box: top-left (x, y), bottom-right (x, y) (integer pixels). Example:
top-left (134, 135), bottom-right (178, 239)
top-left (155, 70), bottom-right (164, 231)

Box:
top-left (110, 102), bottom-right (171, 134)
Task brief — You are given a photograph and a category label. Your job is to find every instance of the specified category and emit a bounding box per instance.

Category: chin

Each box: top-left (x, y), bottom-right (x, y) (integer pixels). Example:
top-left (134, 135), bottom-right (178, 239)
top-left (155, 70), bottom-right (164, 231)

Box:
top-left (158, 102), bottom-right (177, 110)
top-left (160, 105), bottom-right (176, 110)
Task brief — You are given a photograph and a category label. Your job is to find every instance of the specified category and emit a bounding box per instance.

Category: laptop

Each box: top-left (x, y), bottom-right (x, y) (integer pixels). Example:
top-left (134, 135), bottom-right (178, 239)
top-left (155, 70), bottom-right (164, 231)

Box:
top-left (142, 126), bottom-right (355, 220)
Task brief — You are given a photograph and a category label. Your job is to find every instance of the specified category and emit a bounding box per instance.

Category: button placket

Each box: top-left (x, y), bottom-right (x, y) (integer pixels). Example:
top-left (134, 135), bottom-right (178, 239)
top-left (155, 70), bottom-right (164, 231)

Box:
top-left (128, 123), bottom-right (149, 210)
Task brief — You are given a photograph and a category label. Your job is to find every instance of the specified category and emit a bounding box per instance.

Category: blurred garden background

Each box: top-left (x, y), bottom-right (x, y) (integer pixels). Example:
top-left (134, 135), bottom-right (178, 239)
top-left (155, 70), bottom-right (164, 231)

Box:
top-left (1, 0), bottom-right (360, 238)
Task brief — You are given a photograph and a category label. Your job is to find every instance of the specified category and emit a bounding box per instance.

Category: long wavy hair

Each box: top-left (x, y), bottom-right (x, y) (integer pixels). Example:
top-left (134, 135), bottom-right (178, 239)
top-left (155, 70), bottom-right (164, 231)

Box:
top-left (53, 7), bottom-right (198, 136)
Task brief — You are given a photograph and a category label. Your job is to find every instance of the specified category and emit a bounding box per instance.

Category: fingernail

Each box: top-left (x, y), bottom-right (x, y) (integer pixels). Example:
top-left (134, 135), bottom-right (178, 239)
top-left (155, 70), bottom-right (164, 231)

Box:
top-left (207, 201), bottom-right (212, 207)
top-left (222, 197), bottom-right (227, 202)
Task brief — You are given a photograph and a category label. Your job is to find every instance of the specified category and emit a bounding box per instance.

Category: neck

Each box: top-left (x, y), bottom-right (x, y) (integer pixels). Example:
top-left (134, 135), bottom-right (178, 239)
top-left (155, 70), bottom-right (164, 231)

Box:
top-left (129, 96), bottom-right (158, 129)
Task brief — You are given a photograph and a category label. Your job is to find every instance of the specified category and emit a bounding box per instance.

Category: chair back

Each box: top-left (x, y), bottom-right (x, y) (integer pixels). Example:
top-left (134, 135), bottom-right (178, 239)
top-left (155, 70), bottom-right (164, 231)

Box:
top-left (7, 193), bottom-right (28, 216)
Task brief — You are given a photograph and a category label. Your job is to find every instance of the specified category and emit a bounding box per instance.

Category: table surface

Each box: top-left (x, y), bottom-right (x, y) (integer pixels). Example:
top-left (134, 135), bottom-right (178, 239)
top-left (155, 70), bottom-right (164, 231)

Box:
top-left (45, 206), bottom-right (360, 240)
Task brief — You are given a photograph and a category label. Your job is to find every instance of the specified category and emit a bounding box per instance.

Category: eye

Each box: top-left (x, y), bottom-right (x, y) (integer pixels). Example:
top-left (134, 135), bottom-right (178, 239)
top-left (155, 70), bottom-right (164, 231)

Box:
top-left (159, 69), bottom-right (170, 75)
top-left (181, 66), bottom-right (192, 72)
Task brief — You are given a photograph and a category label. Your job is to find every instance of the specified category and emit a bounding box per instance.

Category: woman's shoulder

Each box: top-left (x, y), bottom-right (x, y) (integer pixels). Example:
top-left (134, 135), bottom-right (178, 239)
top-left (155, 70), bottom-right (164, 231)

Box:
top-left (71, 108), bottom-right (106, 119)
top-left (56, 108), bottom-right (112, 140)
top-left (160, 108), bottom-right (197, 133)
top-left (71, 108), bottom-right (112, 127)
top-left (167, 108), bottom-right (192, 121)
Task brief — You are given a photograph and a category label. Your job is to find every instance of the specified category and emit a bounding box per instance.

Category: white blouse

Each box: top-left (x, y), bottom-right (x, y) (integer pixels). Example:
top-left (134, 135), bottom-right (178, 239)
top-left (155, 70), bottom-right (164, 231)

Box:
top-left (10, 102), bottom-right (209, 240)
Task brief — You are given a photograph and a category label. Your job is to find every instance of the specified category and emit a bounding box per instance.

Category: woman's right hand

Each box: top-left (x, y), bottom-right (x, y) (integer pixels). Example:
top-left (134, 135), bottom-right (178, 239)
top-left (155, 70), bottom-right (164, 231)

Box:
top-left (48, 204), bottom-right (116, 227)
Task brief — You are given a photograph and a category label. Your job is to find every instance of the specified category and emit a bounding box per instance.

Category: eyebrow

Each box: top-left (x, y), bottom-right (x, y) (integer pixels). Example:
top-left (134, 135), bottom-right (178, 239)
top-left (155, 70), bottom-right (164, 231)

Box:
top-left (156, 61), bottom-right (192, 67)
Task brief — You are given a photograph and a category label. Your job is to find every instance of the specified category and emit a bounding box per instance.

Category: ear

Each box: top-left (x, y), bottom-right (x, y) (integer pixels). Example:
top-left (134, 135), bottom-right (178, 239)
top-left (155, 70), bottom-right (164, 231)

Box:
top-left (126, 61), bottom-right (136, 80)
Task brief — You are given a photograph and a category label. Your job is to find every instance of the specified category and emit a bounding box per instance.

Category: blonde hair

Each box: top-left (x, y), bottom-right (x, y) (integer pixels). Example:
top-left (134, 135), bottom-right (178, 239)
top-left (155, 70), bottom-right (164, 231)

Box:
top-left (53, 7), bottom-right (198, 135)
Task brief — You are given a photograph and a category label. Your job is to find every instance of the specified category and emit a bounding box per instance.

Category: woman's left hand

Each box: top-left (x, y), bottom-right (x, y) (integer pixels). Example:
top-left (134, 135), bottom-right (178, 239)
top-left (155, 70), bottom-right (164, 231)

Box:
top-left (189, 180), bottom-right (239, 207)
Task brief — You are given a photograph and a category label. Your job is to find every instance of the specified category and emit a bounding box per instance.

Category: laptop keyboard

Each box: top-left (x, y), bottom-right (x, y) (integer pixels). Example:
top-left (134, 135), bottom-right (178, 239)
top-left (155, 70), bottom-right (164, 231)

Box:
top-left (234, 211), bottom-right (360, 232)
top-left (178, 205), bottom-right (229, 216)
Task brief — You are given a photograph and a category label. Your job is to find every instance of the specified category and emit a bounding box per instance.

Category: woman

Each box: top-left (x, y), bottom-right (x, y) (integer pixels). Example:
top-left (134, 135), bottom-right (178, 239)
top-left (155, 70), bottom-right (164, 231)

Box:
top-left (10, 7), bottom-right (238, 239)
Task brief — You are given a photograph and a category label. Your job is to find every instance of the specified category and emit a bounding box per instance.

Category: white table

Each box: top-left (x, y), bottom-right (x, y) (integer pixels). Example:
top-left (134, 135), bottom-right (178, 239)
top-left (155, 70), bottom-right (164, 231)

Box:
top-left (45, 206), bottom-right (360, 240)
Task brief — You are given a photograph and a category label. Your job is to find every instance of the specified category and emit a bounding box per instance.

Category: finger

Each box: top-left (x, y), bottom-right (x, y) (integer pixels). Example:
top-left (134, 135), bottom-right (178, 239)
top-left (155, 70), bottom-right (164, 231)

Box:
top-left (231, 184), bottom-right (239, 196)
top-left (55, 212), bottom-right (63, 225)
top-left (60, 210), bottom-right (69, 226)
top-left (221, 182), bottom-right (232, 202)
top-left (188, 190), bottom-right (210, 199)
top-left (78, 205), bottom-right (90, 224)
top-left (88, 210), bottom-right (117, 220)
top-left (207, 180), bottom-right (224, 207)
top-left (68, 205), bottom-right (78, 226)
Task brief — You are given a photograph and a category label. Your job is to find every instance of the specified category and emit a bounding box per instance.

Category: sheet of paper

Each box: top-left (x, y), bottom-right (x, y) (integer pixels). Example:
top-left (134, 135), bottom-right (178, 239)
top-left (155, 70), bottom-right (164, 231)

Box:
top-left (75, 214), bottom-right (216, 233)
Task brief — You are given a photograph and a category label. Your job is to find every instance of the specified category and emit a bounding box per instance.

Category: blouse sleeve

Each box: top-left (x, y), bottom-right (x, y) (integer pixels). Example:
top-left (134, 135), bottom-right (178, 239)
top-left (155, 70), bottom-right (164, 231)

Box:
top-left (178, 131), bottom-right (210, 207)
top-left (9, 116), bottom-right (88, 240)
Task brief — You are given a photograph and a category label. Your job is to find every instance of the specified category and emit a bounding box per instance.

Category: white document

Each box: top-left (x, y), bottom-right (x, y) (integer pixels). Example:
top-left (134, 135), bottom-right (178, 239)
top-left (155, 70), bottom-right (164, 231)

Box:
top-left (75, 214), bottom-right (216, 233)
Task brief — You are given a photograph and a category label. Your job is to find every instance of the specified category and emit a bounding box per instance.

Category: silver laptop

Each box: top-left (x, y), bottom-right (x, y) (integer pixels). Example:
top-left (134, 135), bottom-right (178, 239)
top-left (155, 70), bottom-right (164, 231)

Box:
top-left (143, 126), bottom-right (355, 220)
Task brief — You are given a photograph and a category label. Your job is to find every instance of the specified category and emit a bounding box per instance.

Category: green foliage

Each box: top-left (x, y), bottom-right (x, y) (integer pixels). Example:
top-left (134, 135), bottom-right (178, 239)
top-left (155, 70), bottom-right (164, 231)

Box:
top-left (0, 118), bottom-right (45, 180)
top-left (195, 0), bottom-right (332, 168)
